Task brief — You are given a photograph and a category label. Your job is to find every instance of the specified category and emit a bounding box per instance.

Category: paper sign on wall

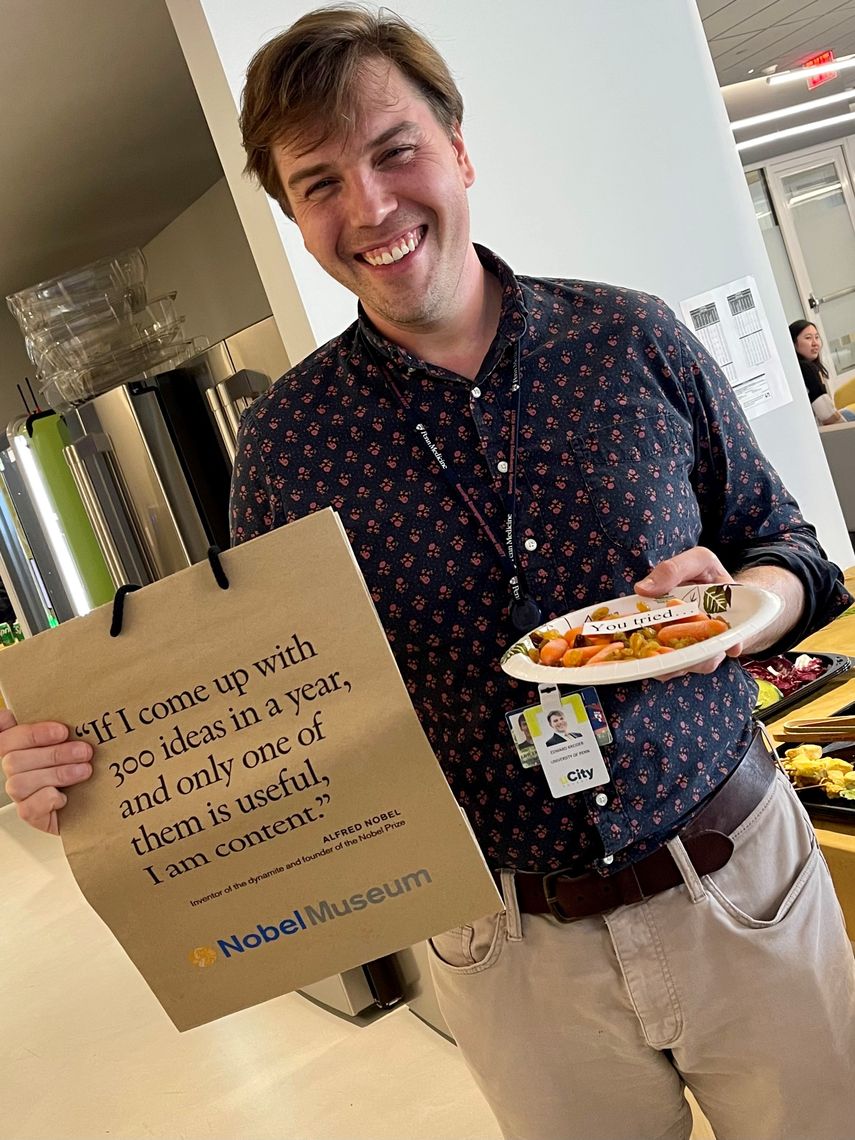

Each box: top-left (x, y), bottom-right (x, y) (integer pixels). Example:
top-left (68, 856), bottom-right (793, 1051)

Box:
top-left (0, 509), bottom-right (500, 1030)
top-left (680, 275), bottom-right (793, 420)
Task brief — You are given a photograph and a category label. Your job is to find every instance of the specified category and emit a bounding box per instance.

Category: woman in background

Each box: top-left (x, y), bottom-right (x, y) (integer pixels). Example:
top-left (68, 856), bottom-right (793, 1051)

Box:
top-left (789, 319), bottom-right (855, 424)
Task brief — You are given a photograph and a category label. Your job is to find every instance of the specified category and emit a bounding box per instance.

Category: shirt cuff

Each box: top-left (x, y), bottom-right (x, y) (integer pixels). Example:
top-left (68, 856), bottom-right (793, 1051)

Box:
top-left (736, 546), bottom-right (852, 653)
top-left (812, 393), bottom-right (837, 422)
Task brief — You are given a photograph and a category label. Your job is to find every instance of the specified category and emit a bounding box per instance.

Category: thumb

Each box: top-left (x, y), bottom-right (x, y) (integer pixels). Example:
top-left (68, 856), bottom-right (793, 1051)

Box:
top-left (635, 548), bottom-right (730, 596)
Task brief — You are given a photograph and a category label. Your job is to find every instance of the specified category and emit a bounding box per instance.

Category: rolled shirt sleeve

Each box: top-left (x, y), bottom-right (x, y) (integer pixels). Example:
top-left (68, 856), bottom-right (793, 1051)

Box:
top-left (672, 319), bottom-right (851, 648)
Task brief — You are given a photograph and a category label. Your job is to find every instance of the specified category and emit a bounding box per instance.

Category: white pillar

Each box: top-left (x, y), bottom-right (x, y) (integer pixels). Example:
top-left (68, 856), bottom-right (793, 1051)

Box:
top-left (166, 0), bottom-right (853, 567)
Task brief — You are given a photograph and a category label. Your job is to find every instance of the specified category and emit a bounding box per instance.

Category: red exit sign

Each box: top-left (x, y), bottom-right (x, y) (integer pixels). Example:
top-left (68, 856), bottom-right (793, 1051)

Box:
top-left (802, 50), bottom-right (838, 89)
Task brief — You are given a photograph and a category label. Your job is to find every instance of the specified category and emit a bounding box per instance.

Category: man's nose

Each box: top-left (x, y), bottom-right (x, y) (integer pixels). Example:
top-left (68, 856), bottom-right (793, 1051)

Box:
top-left (343, 172), bottom-right (397, 229)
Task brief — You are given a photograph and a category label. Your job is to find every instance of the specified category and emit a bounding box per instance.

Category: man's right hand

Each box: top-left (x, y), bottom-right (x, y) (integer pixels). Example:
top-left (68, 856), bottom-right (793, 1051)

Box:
top-left (0, 709), bottom-right (93, 835)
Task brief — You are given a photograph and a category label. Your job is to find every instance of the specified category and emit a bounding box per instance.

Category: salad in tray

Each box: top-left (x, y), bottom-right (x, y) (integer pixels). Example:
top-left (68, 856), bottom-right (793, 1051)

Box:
top-left (744, 653), bottom-right (828, 711)
top-left (742, 650), bottom-right (851, 719)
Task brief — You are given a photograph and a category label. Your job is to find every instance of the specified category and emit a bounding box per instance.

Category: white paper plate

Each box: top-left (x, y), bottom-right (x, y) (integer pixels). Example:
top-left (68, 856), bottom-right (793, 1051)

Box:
top-left (500, 583), bottom-right (783, 686)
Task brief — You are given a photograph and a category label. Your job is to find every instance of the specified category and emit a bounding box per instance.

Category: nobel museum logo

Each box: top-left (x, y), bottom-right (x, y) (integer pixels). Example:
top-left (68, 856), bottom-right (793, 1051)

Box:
top-left (189, 868), bottom-right (433, 967)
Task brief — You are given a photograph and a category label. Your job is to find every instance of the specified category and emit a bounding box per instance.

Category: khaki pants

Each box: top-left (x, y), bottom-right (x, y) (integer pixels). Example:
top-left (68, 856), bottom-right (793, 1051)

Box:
top-left (429, 772), bottom-right (855, 1140)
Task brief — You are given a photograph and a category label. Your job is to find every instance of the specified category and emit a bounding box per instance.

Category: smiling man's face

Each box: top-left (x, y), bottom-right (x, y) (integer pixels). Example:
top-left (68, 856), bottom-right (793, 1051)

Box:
top-left (548, 712), bottom-right (569, 733)
top-left (272, 60), bottom-right (476, 337)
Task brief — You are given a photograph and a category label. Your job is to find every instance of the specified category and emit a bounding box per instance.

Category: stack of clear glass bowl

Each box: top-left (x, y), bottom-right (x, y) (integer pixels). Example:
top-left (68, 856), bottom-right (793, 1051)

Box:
top-left (6, 249), bottom-right (197, 411)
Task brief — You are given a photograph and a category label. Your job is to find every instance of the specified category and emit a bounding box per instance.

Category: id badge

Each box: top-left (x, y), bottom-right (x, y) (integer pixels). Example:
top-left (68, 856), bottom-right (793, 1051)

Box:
top-left (505, 686), bottom-right (611, 797)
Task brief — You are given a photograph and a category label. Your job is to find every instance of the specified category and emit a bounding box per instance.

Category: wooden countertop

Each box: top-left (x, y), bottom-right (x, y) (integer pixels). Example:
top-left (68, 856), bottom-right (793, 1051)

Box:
top-left (763, 567), bottom-right (855, 929)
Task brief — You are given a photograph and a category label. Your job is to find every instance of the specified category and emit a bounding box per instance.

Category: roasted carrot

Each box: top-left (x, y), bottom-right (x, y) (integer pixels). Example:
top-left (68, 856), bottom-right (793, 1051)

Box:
top-left (539, 638), bottom-right (570, 666)
top-left (581, 632), bottom-right (617, 646)
top-left (586, 642), bottom-right (626, 664)
top-left (561, 644), bottom-right (604, 667)
top-left (657, 618), bottom-right (728, 646)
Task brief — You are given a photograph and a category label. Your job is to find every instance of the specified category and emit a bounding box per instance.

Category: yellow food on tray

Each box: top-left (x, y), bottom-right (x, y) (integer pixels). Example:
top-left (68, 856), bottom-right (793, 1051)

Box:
top-left (781, 745), bottom-right (855, 800)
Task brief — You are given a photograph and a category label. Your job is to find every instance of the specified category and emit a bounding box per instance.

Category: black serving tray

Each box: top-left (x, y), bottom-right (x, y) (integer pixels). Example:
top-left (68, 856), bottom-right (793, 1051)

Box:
top-left (747, 651), bottom-right (851, 721)
top-left (779, 698), bottom-right (855, 823)
top-left (794, 782), bottom-right (855, 824)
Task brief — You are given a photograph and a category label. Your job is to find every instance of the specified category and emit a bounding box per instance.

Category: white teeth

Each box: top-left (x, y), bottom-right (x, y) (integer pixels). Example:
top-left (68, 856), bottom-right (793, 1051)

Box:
top-left (362, 228), bottom-right (422, 266)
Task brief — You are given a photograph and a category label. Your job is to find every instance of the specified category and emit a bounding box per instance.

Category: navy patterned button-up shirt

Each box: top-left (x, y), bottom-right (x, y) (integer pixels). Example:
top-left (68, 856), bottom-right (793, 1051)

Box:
top-left (231, 246), bottom-right (850, 874)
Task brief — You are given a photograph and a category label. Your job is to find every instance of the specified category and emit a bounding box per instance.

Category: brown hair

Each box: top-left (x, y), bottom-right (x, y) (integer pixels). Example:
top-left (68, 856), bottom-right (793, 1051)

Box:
top-left (240, 4), bottom-right (464, 216)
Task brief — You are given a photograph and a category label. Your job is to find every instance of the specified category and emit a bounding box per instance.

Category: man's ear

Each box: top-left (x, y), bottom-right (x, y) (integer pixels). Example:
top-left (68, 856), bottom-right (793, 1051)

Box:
top-left (451, 123), bottom-right (476, 189)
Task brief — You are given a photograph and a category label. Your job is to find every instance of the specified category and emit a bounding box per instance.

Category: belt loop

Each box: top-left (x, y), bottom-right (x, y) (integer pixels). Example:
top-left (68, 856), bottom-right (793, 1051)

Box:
top-left (754, 718), bottom-right (786, 774)
top-left (499, 869), bottom-right (523, 940)
top-left (665, 836), bottom-right (707, 904)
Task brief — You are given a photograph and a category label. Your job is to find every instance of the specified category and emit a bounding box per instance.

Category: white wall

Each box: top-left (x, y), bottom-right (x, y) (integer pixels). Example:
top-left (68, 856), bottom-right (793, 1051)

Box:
top-left (170, 0), bottom-right (854, 566)
top-left (165, 0), bottom-right (317, 367)
top-left (143, 178), bottom-right (271, 345)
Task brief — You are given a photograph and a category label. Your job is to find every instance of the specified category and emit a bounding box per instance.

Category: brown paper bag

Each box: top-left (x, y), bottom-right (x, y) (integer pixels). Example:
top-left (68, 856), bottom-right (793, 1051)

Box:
top-left (0, 509), bottom-right (500, 1030)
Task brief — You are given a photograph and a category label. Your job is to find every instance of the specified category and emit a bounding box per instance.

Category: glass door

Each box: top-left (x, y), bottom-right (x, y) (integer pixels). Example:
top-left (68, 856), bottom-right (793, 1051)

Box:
top-left (767, 146), bottom-right (855, 386)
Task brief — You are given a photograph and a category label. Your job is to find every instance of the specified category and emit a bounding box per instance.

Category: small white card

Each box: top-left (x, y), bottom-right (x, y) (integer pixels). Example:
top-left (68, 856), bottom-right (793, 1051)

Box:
top-left (581, 601), bottom-right (700, 637)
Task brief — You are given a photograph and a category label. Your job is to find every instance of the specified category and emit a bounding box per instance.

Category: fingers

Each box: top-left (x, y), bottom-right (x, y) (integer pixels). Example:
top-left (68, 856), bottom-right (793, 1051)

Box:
top-left (1, 719), bottom-right (70, 761)
top-left (4, 746), bottom-right (93, 797)
top-left (654, 652), bottom-right (727, 683)
top-left (1, 720), bottom-right (93, 835)
top-left (635, 547), bottom-right (733, 597)
top-left (654, 642), bottom-right (744, 682)
top-left (12, 786), bottom-right (68, 835)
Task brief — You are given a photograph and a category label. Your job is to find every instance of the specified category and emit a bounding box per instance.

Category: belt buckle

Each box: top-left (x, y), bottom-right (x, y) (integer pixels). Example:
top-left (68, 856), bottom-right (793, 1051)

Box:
top-left (542, 868), bottom-right (584, 923)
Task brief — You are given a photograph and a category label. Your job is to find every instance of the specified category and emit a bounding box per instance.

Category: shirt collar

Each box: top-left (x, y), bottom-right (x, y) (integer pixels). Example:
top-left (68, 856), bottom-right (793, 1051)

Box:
top-left (357, 244), bottom-right (529, 379)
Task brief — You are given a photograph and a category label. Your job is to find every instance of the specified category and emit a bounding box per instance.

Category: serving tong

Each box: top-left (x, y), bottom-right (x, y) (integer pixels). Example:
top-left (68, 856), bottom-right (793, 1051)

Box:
top-left (779, 715), bottom-right (855, 742)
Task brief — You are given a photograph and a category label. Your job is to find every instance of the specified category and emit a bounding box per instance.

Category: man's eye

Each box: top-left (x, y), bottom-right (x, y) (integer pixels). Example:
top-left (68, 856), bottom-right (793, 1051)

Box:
top-left (380, 146), bottom-right (415, 164)
top-left (305, 178), bottom-right (336, 198)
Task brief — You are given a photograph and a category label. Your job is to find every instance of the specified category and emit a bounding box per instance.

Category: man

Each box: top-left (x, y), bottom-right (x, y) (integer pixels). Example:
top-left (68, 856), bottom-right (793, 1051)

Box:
top-left (543, 710), bottom-right (582, 747)
top-left (512, 711), bottom-right (539, 769)
top-left (3, 8), bottom-right (854, 1139)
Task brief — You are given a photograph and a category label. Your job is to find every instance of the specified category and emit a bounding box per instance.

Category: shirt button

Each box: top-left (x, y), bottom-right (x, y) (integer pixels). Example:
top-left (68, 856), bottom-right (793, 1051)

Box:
top-left (497, 460), bottom-right (509, 474)
top-left (524, 538), bottom-right (538, 552)
top-left (602, 854), bottom-right (614, 866)
top-left (595, 792), bottom-right (608, 807)
top-left (471, 386), bottom-right (482, 398)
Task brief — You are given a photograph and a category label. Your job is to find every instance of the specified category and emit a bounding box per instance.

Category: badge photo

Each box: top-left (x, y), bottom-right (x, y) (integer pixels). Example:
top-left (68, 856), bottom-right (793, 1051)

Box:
top-left (521, 692), bottom-right (611, 798)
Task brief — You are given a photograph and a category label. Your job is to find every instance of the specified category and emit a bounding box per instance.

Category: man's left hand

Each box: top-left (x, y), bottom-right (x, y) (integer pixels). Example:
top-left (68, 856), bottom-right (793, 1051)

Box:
top-left (634, 546), bottom-right (742, 679)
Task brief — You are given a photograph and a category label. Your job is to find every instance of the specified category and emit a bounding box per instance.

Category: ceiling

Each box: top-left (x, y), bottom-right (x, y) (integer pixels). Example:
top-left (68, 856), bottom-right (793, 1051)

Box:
top-left (699, 1), bottom-right (855, 163)
top-left (0, 0), bottom-right (221, 304)
top-left (700, 0), bottom-right (855, 87)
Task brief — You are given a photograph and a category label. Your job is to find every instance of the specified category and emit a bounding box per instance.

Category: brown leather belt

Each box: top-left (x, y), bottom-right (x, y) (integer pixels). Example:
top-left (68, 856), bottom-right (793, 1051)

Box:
top-left (505, 730), bottom-right (778, 922)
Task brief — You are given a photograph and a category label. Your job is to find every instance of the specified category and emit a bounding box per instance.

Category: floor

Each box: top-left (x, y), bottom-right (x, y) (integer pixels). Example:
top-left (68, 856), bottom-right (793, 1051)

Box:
top-left (1, 804), bottom-right (713, 1140)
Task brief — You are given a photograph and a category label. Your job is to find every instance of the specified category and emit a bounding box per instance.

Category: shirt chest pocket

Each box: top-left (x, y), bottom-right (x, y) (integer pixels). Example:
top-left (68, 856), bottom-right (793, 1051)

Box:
top-left (570, 412), bottom-right (700, 555)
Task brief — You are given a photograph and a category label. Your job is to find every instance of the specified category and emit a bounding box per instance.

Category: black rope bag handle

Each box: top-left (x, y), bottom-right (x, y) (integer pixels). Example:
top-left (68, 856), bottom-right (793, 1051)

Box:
top-left (109, 547), bottom-right (230, 637)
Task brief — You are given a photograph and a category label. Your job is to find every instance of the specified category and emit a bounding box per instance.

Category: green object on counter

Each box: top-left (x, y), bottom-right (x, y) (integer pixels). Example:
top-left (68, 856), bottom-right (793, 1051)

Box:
top-left (26, 414), bottom-right (115, 609)
top-left (754, 678), bottom-right (784, 711)
top-left (11, 622), bottom-right (24, 642)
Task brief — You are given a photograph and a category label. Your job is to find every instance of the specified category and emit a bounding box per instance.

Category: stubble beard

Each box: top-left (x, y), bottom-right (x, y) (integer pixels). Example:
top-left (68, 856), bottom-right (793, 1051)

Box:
top-left (352, 245), bottom-right (469, 336)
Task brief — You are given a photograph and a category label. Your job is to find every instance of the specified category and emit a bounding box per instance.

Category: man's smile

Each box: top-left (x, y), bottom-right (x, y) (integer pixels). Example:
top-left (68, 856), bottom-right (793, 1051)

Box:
top-left (355, 225), bottom-right (426, 266)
